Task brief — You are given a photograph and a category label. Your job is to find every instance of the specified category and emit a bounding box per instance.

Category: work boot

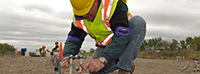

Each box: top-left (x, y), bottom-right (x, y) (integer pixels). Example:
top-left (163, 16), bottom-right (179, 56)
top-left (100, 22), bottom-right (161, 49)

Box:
top-left (118, 63), bottom-right (135, 74)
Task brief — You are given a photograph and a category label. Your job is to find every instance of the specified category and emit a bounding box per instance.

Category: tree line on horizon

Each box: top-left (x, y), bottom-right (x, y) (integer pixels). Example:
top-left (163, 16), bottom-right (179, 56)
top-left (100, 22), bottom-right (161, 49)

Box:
top-left (140, 36), bottom-right (200, 51)
top-left (1, 36), bottom-right (200, 54)
top-left (0, 43), bottom-right (15, 54)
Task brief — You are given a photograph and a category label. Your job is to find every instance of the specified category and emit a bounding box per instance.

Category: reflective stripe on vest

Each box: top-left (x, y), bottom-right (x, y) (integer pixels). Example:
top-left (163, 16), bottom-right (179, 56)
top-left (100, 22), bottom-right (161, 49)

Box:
top-left (97, 0), bottom-right (115, 46)
top-left (101, 0), bottom-right (114, 32)
top-left (128, 13), bottom-right (133, 20)
top-left (74, 18), bottom-right (89, 33)
top-left (97, 33), bottom-right (114, 46)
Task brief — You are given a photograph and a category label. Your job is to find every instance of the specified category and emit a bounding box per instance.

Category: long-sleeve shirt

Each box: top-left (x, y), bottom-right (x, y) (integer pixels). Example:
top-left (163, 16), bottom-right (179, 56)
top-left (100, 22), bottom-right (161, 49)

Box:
top-left (52, 44), bottom-right (59, 50)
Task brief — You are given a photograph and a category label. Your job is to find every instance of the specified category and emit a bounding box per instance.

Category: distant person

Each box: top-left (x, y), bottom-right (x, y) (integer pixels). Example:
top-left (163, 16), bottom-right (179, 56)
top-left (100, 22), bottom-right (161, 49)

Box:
top-left (38, 45), bottom-right (46, 56)
top-left (60, 0), bottom-right (146, 74)
top-left (52, 41), bottom-right (60, 53)
top-left (47, 41), bottom-right (60, 56)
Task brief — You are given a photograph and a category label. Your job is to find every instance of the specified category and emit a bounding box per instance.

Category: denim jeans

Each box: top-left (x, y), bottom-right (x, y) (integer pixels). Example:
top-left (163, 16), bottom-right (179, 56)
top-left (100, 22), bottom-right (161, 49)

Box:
top-left (90, 15), bottom-right (146, 74)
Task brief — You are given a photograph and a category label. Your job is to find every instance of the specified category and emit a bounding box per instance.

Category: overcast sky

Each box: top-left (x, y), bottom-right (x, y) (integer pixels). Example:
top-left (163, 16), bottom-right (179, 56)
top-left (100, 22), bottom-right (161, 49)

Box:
top-left (0, 0), bottom-right (200, 52)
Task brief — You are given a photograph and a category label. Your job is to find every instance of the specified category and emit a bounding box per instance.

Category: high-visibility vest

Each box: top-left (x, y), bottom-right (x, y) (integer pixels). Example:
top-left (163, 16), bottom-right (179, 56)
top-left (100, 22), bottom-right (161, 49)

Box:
top-left (73, 0), bottom-right (133, 46)
top-left (56, 44), bottom-right (60, 51)
top-left (38, 47), bottom-right (45, 54)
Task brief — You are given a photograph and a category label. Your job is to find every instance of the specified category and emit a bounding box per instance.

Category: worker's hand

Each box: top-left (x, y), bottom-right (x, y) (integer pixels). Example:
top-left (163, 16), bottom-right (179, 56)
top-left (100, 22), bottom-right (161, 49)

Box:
top-left (60, 56), bottom-right (70, 68)
top-left (83, 59), bottom-right (105, 72)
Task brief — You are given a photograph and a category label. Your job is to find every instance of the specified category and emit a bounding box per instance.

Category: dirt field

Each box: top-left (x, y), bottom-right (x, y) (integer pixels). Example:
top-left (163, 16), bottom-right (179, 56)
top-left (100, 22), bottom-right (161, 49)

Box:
top-left (0, 55), bottom-right (200, 74)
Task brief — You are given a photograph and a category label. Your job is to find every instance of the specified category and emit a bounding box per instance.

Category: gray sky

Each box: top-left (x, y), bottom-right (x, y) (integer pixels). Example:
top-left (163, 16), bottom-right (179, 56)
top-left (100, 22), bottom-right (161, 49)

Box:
top-left (0, 0), bottom-right (200, 52)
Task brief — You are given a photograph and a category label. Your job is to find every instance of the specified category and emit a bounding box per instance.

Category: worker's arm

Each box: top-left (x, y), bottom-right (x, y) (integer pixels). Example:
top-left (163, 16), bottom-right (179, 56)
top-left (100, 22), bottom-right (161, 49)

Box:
top-left (52, 45), bottom-right (58, 50)
top-left (62, 22), bottom-right (87, 57)
top-left (101, 0), bottom-right (130, 62)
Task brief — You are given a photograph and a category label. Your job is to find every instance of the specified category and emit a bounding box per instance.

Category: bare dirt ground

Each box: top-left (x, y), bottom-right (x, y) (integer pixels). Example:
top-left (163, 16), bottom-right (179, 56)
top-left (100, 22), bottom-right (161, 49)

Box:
top-left (0, 55), bottom-right (200, 74)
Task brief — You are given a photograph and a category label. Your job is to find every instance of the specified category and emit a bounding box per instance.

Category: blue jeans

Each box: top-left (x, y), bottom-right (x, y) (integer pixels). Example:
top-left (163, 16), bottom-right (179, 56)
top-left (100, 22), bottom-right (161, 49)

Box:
top-left (90, 15), bottom-right (146, 74)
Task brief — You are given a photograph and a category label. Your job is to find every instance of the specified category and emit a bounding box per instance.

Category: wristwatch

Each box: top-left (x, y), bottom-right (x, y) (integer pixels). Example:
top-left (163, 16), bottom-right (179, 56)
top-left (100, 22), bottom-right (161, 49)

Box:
top-left (99, 57), bottom-right (107, 65)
